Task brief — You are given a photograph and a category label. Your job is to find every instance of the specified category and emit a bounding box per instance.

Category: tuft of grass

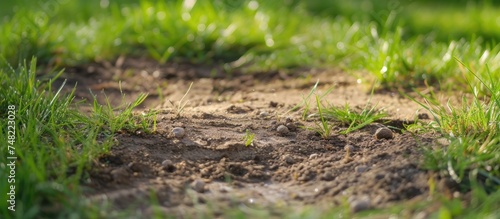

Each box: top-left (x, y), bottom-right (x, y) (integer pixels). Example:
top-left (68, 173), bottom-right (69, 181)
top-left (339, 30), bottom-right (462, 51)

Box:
top-left (323, 86), bottom-right (387, 134)
top-left (90, 89), bottom-right (156, 135)
top-left (285, 80), bottom-right (320, 120)
top-left (242, 129), bottom-right (255, 147)
top-left (323, 102), bottom-right (387, 134)
top-left (285, 80), bottom-right (334, 121)
top-left (310, 95), bottom-right (334, 139)
top-left (409, 60), bottom-right (500, 194)
top-left (0, 59), bottom-right (156, 218)
top-left (295, 82), bottom-right (385, 136)
top-left (168, 82), bottom-right (193, 118)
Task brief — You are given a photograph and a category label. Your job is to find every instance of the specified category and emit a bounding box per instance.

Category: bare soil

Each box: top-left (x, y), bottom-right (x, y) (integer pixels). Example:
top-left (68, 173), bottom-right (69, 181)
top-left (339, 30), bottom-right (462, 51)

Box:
top-left (60, 57), bottom-right (449, 218)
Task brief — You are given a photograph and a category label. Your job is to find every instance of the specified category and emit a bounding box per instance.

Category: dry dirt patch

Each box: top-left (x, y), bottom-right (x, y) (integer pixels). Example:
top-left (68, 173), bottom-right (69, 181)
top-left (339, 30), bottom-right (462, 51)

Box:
top-left (60, 58), bottom-right (443, 217)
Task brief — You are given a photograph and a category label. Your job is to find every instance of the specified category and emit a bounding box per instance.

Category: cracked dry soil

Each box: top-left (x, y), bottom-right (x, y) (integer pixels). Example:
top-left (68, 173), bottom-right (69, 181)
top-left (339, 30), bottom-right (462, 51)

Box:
top-left (62, 57), bottom-right (448, 218)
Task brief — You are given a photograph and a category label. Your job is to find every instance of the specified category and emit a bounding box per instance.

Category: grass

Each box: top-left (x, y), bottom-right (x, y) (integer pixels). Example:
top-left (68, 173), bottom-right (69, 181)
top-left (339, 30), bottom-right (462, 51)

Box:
top-left (311, 95), bottom-right (334, 139)
top-left (0, 59), bottom-right (156, 218)
top-left (410, 61), bottom-right (500, 190)
top-left (242, 129), bottom-right (255, 147)
top-left (296, 83), bottom-right (387, 136)
top-left (322, 85), bottom-right (388, 134)
top-left (1, 0), bottom-right (500, 218)
top-left (407, 60), bottom-right (500, 217)
top-left (168, 82), bottom-right (193, 118)
top-left (1, 0), bottom-right (500, 90)
top-left (324, 102), bottom-right (387, 134)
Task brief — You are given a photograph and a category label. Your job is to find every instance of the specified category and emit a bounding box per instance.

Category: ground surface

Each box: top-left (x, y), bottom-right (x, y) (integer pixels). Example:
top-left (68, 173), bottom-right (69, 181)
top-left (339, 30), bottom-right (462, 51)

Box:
top-left (62, 58), bottom-right (446, 218)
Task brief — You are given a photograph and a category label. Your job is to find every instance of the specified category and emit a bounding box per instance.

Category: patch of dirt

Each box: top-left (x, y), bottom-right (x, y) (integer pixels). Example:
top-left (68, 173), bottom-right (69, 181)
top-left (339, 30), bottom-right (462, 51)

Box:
top-left (59, 57), bottom-right (443, 217)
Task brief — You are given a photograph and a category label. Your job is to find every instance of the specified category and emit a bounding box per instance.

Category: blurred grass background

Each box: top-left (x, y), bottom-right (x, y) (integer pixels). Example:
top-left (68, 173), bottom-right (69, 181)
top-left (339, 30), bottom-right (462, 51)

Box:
top-left (1, 0), bottom-right (499, 90)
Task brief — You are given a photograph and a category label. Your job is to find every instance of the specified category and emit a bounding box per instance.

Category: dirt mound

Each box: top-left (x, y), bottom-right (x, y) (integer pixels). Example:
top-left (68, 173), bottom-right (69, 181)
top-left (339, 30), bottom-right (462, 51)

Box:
top-left (62, 58), bottom-right (439, 217)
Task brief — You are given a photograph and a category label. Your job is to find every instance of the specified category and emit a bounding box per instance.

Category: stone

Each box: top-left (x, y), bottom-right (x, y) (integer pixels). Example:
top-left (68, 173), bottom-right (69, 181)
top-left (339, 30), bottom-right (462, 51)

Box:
top-left (172, 127), bottom-right (185, 138)
top-left (321, 172), bottom-right (334, 181)
top-left (191, 180), bottom-right (206, 193)
top-left (344, 144), bottom-right (355, 152)
top-left (127, 162), bottom-right (147, 172)
top-left (374, 127), bottom-right (393, 139)
top-left (277, 125), bottom-right (289, 135)
top-left (349, 196), bottom-right (371, 213)
top-left (283, 155), bottom-right (295, 164)
top-left (110, 167), bottom-right (129, 182)
top-left (355, 165), bottom-right (368, 173)
top-left (259, 111), bottom-right (269, 118)
top-left (417, 113), bottom-right (430, 120)
top-left (161, 159), bottom-right (176, 172)
top-left (285, 122), bottom-right (297, 131)
top-left (161, 159), bottom-right (173, 166)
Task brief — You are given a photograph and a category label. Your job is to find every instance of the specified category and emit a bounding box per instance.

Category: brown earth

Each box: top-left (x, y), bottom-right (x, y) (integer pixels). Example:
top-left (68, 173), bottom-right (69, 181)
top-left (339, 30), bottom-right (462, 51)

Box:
top-left (59, 57), bottom-right (453, 218)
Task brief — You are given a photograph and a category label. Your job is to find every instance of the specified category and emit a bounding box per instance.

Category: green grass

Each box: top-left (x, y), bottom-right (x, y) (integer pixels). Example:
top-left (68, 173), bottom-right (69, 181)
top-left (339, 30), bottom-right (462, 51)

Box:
top-left (411, 61), bottom-right (500, 188)
top-left (324, 102), bottom-right (387, 134)
top-left (168, 82), bottom-right (193, 118)
top-left (294, 83), bottom-right (386, 135)
top-left (1, 0), bottom-right (500, 218)
top-left (311, 95), bottom-right (335, 139)
top-left (1, 0), bottom-right (500, 90)
top-left (322, 85), bottom-right (388, 134)
top-left (407, 61), bottom-right (500, 217)
top-left (0, 59), bottom-right (156, 218)
top-left (242, 129), bottom-right (255, 147)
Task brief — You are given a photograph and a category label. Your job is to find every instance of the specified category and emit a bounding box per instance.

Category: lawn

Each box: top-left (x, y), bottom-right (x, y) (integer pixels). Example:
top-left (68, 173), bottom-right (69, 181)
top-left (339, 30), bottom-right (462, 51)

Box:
top-left (1, 0), bottom-right (499, 218)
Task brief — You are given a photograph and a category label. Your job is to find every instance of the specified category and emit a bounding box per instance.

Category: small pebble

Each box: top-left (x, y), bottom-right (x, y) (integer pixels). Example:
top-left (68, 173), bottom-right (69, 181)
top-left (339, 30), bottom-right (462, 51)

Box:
top-left (161, 159), bottom-right (173, 167)
top-left (127, 162), bottom-right (146, 172)
top-left (259, 111), bottom-right (269, 117)
top-left (374, 173), bottom-right (385, 180)
top-left (161, 159), bottom-right (176, 172)
top-left (285, 122), bottom-right (297, 131)
top-left (374, 127), bottom-right (393, 139)
top-left (309, 153), bottom-right (319, 159)
top-left (283, 155), bottom-right (295, 164)
top-left (172, 127), bottom-right (185, 138)
top-left (277, 125), bottom-right (289, 135)
top-left (191, 180), bottom-right (206, 193)
top-left (373, 195), bottom-right (384, 204)
top-left (417, 113), bottom-right (430, 120)
top-left (355, 165), bottom-right (368, 173)
top-left (344, 144), bottom-right (355, 152)
top-left (350, 197), bottom-right (371, 213)
top-left (321, 172), bottom-right (334, 181)
top-left (110, 167), bottom-right (129, 182)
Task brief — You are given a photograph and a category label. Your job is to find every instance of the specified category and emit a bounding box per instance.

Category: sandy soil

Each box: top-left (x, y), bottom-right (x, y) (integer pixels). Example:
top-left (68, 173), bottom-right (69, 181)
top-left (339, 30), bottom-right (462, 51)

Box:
top-left (58, 57), bottom-right (453, 218)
